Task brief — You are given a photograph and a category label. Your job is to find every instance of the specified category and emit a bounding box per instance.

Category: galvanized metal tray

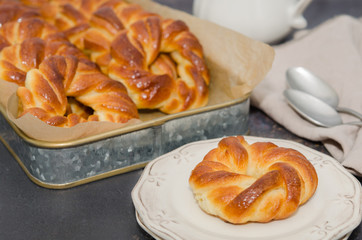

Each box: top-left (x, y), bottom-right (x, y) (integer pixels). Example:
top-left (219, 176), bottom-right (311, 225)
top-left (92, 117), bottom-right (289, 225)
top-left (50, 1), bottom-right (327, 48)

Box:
top-left (0, 97), bottom-right (250, 189)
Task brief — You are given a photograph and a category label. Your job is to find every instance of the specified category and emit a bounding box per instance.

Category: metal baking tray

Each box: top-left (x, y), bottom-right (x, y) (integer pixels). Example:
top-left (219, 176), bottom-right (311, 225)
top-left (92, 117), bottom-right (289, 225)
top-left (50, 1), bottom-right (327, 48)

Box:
top-left (0, 97), bottom-right (250, 189)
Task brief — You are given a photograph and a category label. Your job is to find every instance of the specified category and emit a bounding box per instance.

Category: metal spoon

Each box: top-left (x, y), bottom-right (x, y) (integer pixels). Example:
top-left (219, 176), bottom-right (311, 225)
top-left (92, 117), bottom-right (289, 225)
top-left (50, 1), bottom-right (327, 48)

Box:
top-left (286, 67), bottom-right (362, 120)
top-left (284, 89), bottom-right (362, 127)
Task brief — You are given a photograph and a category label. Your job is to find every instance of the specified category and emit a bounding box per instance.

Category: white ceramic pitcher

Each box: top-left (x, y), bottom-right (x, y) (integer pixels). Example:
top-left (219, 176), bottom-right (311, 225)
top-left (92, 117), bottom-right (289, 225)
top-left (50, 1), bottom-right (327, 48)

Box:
top-left (193, 0), bottom-right (312, 44)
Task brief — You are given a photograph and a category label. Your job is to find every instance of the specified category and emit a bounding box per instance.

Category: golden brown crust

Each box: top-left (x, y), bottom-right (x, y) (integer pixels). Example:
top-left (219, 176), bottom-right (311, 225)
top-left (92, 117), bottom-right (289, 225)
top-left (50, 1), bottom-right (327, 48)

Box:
top-left (21, 0), bottom-right (210, 113)
top-left (0, 1), bottom-right (40, 26)
top-left (16, 51), bottom-right (139, 126)
top-left (189, 136), bottom-right (318, 224)
top-left (0, 7), bottom-right (139, 127)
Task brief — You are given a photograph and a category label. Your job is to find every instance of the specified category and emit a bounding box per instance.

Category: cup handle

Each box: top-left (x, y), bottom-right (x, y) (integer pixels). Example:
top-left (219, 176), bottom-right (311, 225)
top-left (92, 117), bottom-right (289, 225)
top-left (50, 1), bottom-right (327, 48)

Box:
top-left (290, 0), bottom-right (313, 29)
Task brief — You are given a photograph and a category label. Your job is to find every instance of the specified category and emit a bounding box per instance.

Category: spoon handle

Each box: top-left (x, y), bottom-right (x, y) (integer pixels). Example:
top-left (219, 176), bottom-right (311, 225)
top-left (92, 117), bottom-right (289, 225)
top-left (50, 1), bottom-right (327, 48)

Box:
top-left (344, 121), bottom-right (362, 127)
top-left (336, 106), bottom-right (362, 120)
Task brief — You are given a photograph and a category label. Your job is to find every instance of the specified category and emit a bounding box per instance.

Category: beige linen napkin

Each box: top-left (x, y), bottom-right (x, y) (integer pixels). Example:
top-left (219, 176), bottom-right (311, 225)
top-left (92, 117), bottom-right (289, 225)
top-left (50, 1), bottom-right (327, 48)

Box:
top-left (251, 15), bottom-right (362, 175)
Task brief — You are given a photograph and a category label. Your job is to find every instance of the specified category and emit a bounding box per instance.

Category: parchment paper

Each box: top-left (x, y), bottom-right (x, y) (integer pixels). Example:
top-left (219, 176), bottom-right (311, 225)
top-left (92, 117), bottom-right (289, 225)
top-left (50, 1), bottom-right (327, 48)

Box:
top-left (0, 0), bottom-right (274, 142)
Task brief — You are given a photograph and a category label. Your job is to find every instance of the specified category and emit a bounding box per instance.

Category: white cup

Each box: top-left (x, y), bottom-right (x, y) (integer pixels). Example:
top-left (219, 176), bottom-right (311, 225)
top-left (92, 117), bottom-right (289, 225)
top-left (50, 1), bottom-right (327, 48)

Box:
top-left (193, 0), bottom-right (312, 44)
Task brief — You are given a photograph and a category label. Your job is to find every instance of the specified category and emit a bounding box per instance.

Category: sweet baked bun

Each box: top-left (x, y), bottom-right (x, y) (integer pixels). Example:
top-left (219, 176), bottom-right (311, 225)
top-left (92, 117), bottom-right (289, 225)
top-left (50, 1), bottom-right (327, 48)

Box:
top-left (189, 136), bottom-right (318, 224)
top-left (0, 0), bottom-right (40, 27)
top-left (21, 0), bottom-right (210, 113)
top-left (0, 11), bottom-right (139, 127)
top-left (17, 53), bottom-right (139, 126)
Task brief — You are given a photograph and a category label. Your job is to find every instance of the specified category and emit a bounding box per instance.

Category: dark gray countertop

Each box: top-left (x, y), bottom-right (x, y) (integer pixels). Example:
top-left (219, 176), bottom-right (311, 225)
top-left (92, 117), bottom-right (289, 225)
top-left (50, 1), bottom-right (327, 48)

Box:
top-left (0, 1), bottom-right (361, 239)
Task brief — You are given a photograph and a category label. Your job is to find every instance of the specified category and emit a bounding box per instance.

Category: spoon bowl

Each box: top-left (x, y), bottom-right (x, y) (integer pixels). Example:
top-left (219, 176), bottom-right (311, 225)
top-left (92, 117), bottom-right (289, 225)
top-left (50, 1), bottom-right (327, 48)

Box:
top-left (284, 89), bottom-right (342, 127)
top-left (284, 89), bottom-right (362, 127)
top-left (286, 67), bottom-right (362, 120)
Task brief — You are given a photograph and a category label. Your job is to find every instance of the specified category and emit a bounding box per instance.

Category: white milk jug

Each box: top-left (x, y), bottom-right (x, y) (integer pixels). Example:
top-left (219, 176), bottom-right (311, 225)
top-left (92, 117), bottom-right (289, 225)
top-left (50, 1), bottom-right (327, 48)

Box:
top-left (193, 0), bottom-right (312, 44)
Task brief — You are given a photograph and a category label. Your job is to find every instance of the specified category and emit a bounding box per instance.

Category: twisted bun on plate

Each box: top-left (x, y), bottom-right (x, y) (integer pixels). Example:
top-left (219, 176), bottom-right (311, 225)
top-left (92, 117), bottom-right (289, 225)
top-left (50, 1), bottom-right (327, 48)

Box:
top-left (189, 136), bottom-right (318, 224)
top-left (21, 0), bottom-right (210, 113)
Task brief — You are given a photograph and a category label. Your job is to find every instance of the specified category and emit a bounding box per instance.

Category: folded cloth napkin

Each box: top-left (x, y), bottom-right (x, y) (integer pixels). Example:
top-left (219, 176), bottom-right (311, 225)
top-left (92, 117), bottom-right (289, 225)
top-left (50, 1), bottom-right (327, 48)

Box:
top-left (251, 15), bottom-right (362, 175)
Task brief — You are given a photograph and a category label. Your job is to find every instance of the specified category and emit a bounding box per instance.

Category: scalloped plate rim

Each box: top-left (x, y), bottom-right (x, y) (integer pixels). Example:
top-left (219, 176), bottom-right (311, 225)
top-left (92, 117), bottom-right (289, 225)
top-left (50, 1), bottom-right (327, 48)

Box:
top-left (131, 136), bottom-right (362, 240)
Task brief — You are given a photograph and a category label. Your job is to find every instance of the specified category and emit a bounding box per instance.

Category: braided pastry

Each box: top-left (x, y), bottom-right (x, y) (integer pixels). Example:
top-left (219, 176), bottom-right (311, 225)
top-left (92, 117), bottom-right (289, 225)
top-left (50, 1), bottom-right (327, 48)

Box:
top-left (189, 136), bottom-right (318, 224)
top-left (21, 0), bottom-right (210, 113)
top-left (0, 12), bottom-right (139, 126)
top-left (17, 53), bottom-right (139, 126)
top-left (0, 0), bottom-right (39, 27)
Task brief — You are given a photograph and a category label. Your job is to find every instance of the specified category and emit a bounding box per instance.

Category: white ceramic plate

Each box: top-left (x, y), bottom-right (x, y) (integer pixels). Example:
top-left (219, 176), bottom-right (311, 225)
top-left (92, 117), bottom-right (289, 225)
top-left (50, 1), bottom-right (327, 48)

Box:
top-left (132, 136), bottom-right (362, 240)
top-left (134, 212), bottom-right (352, 240)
